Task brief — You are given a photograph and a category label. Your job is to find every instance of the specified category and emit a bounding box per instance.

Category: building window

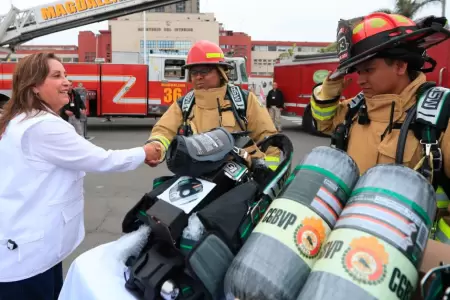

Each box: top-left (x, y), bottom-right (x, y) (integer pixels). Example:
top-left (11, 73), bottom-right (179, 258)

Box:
top-left (159, 40), bottom-right (175, 48)
top-left (268, 46), bottom-right (277, 51)
top-left (173, 40), bottom-right (192, 50)
top-left (176, 2), bottom-right (185, 12)
top-left (155, 6), bottom-right (164, 12)
top-left (140, 40), bottom-right (192, 55)
top-left (164, 59), bottom-right (186, 79)
top-left (62, 57), bottom-right (72, 63)
top-left (253, 45), bottom-right (268, 52)
top-left (84, 52), bottom-right (96, 62)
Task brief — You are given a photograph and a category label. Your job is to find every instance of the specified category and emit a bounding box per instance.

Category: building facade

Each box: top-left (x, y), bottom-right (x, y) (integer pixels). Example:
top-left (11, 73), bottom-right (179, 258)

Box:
top-left (0, 5), bottom-right (332, 80)
top-left (148, 0), bottom-right (200, 13)
top-left (219, 28), bottom-right (252, 75)
top-left (0, 31), bottom-right (112, 63)
top-left (78, 30), bottom-right (112, 63)
top-left (0, 45), bottom-right (78, 62)
top-left (251, 41), bottom-right (330, 76)
top-left (219, 27), bottom-right (331, 76)
top-left (108, 12), bottom-right (219, 61)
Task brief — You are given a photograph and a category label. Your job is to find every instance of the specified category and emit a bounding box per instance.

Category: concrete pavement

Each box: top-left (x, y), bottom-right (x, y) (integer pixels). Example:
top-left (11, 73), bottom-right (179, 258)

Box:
top-left (62, 116), bottom-right (330, 274)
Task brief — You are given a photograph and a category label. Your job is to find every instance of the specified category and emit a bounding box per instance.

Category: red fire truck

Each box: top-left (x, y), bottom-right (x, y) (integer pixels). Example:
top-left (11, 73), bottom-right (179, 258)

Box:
top-left (0, 0), bottom-right (250, 118)
top-left (273, 39), bottom-right (450, 134)
top-left (0, 54), bottom-right (249, 118)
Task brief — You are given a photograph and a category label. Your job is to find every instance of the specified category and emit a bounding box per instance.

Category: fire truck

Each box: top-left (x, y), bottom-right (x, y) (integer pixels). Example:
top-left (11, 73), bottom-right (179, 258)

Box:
top-left (273, 38), bottom-right (450, 134)
top-left (0, 0), bottom-right (251, 118)
top-left (0, 55), bottom-right (249, 117)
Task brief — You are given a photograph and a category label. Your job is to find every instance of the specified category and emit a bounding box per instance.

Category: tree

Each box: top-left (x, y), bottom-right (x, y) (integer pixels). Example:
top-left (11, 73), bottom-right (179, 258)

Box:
top-left (224, 50), bottom-right (235, 57)
top-left (376, 0), bottom-right (443, 18)
top-left (319, 43), bottom-right (337, 53)
top-left (278, 43), bottom-right (297, 60)
top-left (319, 0), bottom-right (443, 53)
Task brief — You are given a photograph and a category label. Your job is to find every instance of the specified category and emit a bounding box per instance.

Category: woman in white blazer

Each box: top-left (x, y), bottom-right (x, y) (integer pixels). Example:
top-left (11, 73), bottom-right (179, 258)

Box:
top-left (0, 52), bottom-right (163, 300)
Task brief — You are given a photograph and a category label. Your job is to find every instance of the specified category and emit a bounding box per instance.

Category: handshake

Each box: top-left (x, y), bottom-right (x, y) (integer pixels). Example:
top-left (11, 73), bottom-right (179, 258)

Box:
top-left (143, 142), bottom-right (164, 167)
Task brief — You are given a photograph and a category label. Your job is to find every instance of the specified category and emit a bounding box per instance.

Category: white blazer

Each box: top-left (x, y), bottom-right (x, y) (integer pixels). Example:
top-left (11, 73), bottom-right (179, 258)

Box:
top-left (0, 111), bottom-right (146, 282)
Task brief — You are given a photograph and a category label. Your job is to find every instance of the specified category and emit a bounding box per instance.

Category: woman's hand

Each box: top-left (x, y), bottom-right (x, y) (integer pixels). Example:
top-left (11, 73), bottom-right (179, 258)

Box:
top-left (143, 142), bottom-right (163, 167)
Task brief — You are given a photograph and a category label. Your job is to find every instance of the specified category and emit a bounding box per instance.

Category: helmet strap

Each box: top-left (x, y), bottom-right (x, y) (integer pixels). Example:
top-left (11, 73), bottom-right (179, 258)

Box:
top-left (217, 66), bottom-right (229, 82)
top-left (421, 56), bottom-right (437, 73)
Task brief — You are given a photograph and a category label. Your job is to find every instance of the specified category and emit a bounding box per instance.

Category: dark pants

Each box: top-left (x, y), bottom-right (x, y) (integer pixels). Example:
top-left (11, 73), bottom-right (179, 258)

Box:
top-left (0, 262), bottom-right (63, 300)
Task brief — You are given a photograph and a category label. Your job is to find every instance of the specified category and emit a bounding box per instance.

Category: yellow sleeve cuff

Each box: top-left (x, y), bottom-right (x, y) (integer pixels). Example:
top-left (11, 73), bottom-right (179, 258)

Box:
top-left (313, 78), bottom-right (345, 100)
top-left (147, 139), bottom-right (168, 162)
top-left (310, 98), bottom-right (338, 121)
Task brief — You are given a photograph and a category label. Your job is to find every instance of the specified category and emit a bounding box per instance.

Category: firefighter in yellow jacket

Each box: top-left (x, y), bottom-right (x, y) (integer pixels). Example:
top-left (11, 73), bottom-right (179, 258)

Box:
top-left (310, 13), bottom-right (450, 242)
top-left (145, 40), bottom-right (281, 170)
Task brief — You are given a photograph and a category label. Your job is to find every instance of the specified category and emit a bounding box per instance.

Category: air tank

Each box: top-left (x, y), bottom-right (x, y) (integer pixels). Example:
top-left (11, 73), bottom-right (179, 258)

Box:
top-left (224, 146), bottom-right (360, 300)
top-left (296, 164), bottom-right (437, 300)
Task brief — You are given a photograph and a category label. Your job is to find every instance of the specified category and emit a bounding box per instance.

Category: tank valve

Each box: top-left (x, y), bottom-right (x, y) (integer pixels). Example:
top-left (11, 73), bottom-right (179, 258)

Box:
top-left (161, 280), bottom-right (180, 300)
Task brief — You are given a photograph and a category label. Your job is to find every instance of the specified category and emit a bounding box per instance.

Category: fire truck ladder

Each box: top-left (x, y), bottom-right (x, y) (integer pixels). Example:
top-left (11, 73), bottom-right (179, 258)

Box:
top-left (0, 0), bottom-right (187, 58)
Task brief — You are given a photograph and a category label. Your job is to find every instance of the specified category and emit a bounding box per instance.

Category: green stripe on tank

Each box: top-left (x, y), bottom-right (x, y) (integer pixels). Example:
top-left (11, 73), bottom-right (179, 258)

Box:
top-left (351, 187), bottom-right (431, 226)
top-left (294, 164), bottom-right (352, 196)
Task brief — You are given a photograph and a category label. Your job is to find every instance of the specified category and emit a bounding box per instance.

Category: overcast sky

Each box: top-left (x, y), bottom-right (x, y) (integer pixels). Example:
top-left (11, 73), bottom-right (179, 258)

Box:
top-left (0, 0), bottom-right (447, 45)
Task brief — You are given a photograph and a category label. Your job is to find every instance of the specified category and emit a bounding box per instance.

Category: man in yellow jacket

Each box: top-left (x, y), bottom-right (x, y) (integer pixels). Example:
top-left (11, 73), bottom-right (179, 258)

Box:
top-left (310, 14), bottom-right (450, 242)
top-left (145, 40), bottom-right (281, 170)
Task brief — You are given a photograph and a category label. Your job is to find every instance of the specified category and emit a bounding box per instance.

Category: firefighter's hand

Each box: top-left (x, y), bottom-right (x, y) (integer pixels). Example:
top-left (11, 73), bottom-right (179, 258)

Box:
top-left (143, 143), bottom-right (162, 167)
top-left (327, 70), bottom-right (352, 86)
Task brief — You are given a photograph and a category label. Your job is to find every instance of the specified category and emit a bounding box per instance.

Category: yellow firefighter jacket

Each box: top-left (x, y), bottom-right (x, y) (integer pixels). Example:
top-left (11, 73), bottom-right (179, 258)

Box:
top-left (147, 84), bottom-right (281, 169)
top-left (310, 72), bottom-right (450, 179)
top-left (311, 72), bottom-right (450, 252)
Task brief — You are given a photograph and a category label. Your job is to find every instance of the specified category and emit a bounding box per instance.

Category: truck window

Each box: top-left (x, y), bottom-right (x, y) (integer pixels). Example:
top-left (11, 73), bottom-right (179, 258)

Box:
top-left (228, 61), bottom-right (238, 81)
top-left (239, 62), bottom-right (249, 83)
top-left (164, 59), bottom-right (186, 80)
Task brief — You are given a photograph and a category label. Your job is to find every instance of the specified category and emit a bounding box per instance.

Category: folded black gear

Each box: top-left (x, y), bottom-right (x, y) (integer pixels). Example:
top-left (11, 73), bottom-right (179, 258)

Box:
top-left (196, 181), bottom-right (259, 251)
top-left (166, 127), bottom-right (235, 178)
top-left (186, 233), bottom-right (235, 300)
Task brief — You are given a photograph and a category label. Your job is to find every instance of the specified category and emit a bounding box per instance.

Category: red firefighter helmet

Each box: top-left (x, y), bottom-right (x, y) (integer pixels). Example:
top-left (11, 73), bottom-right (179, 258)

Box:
top-left (331, 12), bottom-right (450, 78)
top-left (183, 40), bottom-right (233, 70)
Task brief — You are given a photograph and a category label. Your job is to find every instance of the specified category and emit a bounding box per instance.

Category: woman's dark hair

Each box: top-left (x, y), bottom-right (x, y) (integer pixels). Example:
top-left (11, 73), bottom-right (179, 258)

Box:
top-left (0, 52), bottom-right (60, 136)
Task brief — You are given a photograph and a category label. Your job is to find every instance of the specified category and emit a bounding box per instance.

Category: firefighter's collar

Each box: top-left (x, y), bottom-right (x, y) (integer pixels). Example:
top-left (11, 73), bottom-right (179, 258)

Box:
top-left (193, 85), bottom-right (228, 109)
